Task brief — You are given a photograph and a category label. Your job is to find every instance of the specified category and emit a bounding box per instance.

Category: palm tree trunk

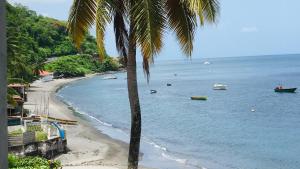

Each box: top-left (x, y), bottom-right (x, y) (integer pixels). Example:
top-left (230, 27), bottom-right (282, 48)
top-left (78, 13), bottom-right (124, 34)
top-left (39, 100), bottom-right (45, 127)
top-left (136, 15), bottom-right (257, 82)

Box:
top-left (127, 22), bottom-right (142, 169)
top-left (0, 0), bottom-right (8, 168)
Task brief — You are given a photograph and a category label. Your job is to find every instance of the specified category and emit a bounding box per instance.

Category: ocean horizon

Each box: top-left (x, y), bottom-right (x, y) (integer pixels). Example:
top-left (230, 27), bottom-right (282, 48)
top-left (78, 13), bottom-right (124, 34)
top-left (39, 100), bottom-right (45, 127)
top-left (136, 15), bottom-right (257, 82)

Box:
top-left (57, 54), bottom-right (300, 169)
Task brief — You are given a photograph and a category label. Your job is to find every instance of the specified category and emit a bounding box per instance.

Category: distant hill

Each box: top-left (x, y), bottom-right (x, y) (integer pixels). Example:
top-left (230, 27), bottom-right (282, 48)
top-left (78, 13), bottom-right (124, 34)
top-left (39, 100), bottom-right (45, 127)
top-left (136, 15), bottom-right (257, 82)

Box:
top-left (6, 3), bottom-right (102, 82)
top-left (7, 3), bottom-right (98, 57)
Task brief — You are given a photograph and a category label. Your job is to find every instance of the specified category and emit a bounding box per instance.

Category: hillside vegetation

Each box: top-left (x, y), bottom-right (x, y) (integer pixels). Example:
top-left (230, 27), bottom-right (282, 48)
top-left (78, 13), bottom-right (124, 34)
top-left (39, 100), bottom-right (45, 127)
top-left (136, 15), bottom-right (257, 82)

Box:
top-left (44, 55), bottom-right (119, 77)
top-left (7, 3), bottom-right (118, 82)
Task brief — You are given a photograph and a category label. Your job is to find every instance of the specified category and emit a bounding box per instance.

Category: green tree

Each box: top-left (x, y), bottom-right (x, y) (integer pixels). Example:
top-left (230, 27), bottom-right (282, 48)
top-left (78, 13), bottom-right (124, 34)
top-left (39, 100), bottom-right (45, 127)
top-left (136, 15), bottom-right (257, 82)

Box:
top-left (6, 2), bottom-right (101, 83)
top-left (67, 0), bottom-right (219, 169)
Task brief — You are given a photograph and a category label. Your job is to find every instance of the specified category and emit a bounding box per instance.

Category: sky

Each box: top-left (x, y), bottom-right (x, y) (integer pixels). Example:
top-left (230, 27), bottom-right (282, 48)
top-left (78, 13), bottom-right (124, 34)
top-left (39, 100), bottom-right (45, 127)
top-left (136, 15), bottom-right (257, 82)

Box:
top-left (8, 0), bottom-right (300, 60)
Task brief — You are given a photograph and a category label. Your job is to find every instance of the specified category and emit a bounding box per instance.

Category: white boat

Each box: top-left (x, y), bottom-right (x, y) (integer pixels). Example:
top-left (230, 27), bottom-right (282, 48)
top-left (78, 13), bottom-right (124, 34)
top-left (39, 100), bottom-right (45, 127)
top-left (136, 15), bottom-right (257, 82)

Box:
top-left (102, 74), bottom-right (117, 80)
top-left (213, 83), bottom-right (227, 90)
top-left (203, 61), bottom-right (211, 65)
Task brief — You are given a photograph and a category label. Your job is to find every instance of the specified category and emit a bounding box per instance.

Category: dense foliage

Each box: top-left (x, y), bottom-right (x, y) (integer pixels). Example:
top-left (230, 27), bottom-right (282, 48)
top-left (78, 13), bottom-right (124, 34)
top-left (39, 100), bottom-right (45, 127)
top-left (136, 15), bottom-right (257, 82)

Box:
top-left (8, 154), bottom-right (61, 169)
top-left (7, 3), bottom-right (99, 82)
top-left (45, 55), bottom-right (119, 77)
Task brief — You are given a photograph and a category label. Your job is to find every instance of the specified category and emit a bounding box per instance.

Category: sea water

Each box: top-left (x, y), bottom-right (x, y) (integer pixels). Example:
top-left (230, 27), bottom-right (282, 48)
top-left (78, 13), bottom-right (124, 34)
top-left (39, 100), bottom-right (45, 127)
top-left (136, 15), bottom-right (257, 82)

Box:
top-left (57, 54), bottom-right (300, 169)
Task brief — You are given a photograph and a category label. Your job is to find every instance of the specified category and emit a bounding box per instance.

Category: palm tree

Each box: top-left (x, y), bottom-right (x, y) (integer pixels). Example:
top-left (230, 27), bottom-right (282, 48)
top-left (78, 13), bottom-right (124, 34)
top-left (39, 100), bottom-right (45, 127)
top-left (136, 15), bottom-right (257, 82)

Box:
top-left (0, 0), bottom-right (8, 168)
top-left (67, 0), bottom-right (219, 169)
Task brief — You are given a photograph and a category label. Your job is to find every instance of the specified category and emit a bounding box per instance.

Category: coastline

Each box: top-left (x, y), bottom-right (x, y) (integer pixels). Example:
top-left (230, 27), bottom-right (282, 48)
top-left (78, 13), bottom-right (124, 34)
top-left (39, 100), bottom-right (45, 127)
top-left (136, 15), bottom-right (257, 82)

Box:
top-left (23, 73), bottom-right (147, 169)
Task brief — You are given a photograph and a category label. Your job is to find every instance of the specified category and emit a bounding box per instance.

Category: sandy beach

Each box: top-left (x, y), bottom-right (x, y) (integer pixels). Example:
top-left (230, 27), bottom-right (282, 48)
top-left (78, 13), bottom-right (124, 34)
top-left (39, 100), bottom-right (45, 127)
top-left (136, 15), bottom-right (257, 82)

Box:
top-left (23, 75), bottom-right (137, 169)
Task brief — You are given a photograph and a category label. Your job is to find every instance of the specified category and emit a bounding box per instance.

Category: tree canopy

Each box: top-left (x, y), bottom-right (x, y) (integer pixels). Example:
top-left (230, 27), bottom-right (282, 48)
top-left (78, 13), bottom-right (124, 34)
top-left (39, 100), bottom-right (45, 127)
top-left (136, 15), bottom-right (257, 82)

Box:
top-left (7, 3), bottom-right (99, 82)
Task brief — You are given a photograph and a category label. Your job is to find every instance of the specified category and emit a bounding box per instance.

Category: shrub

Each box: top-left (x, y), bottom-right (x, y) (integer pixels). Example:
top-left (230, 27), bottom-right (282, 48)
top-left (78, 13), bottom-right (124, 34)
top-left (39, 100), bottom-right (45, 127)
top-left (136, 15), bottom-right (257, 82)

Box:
top-left (8, 154), bottom-right (61, 169)
top-left (99, 57), bottom-right (119, 72)
top-left (45, 54), bottom-right (98, 77)
top-left (27, 125), bottom-right (43, 132)
top-left (35, 131), bottom-right (48, 141)
top-left (9, 129), bottom-right (23, 136)
top-left (45, 54), bottom-right (120, 78)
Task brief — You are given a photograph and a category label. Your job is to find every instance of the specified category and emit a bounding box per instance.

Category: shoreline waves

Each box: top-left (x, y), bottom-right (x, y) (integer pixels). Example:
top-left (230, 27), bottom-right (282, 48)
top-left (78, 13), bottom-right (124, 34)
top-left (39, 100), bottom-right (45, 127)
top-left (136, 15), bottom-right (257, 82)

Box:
top-left (56, 75), bottom-right (204, 169)
top-left (24, 73), bottom-right (150, 169)
top-left (57, 82), bottom-right (196, 169)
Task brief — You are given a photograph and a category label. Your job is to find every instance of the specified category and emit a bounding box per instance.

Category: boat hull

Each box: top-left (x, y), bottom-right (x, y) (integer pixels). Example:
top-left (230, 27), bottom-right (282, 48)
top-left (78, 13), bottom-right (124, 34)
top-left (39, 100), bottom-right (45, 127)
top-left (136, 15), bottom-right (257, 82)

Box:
top-left (191, 96), bottom-right (207, 100)
top-left (274, 88), bottom-right (297, 93)
top-left (213, 84), bottom-right (227, 90)
top-left (213, 87), bottom-right (227, 90)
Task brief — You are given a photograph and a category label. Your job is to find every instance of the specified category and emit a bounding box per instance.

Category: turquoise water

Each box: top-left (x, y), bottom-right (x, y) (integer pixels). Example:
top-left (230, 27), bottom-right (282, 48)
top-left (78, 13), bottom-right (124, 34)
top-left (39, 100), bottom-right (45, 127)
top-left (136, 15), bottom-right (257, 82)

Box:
top-left (57, 54), bottom-right (300, 169)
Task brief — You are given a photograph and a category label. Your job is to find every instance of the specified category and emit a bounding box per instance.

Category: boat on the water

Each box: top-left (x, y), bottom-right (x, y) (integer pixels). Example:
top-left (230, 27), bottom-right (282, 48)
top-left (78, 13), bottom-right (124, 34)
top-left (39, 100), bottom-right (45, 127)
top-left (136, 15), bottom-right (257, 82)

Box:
top-left (274, 86), bottom-right (297, 93)
top-left (102, 75), bottom-right (117, 80)
top-left (213, 83), bottom-right (227, 90)
top-left (150, 90), bottom-right (157, 94)
top-left (191, 96), bottom-right (207, 100)
top-left (203, 61), bottom-right (211, 65)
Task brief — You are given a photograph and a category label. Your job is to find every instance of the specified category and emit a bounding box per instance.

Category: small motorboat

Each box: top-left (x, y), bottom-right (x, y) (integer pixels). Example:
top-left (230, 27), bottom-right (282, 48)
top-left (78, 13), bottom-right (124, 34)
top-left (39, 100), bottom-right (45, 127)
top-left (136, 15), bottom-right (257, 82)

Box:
top-left (167, 83), bottom-right (172, 86)
top-left (102, 74), bottom-right (117, 80)
top-left (203, 61), bottom-right (211, 65)
top-left (213, 83), bottom-right (227, 90)
top-left (191, 96), bottom-right (207, 100)
top-left (274, 86), bottom-right (297, 93)
top-left (150, 90), bottom-right (157, 94)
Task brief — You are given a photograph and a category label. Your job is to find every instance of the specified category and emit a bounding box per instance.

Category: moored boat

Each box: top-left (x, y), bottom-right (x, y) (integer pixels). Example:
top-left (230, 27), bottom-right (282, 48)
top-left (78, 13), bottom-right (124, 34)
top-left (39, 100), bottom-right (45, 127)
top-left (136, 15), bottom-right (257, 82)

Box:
top-left (102, 74), bottom-right (117, 80)
top-left (150, 90), bottom-right (157, 94)
top-left (213, 83), bottom-right (227, 90)
top-left (274, 87), bottom-right (297, 93)
top-left (191, 96), bottom-right (207, 100)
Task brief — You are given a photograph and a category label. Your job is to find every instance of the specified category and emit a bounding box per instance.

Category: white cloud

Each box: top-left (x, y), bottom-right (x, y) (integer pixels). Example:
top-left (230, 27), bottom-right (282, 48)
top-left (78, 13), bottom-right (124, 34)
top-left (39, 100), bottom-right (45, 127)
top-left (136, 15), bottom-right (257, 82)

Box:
top-left (241, 26), bottom-right (258, 33)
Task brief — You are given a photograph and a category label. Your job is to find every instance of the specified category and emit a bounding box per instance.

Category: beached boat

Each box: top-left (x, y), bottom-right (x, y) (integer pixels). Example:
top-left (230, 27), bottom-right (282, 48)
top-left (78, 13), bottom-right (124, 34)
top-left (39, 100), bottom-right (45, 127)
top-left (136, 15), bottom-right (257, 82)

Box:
top-left (41, 115), bottom-right (78, 125)
top-left (191, 96), bottom-right (207, 100)
top-left (274, 87), bottom-right (297, 93)
top-left (213, 83), bottom-right (227, 90)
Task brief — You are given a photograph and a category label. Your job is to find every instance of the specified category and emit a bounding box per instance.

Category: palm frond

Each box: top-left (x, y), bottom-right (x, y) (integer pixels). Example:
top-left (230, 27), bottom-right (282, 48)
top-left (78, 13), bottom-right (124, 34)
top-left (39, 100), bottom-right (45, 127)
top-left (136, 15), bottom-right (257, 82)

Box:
top-left (67, 0), bottom-right (97, 48)
top-left (187, 0), bottom-right (204, 25)
top-left (131, 0), bottom-right (166, 79)
top-left (165, 0), bottom-right (196, 56)
top-left (96, 0), bottom-right (112, 60)
top-left (202, 0), bottom-right (219, 22)
top-left (187, 0), bottom-right (219, 24)
top-left (113, 0), bottom-right (129, 66)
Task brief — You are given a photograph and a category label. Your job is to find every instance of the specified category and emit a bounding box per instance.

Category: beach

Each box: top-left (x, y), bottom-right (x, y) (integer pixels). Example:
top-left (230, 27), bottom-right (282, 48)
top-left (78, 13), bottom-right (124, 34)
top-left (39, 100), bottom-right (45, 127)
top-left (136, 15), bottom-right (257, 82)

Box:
top-left (23, 75), bottom-right (136, 169)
